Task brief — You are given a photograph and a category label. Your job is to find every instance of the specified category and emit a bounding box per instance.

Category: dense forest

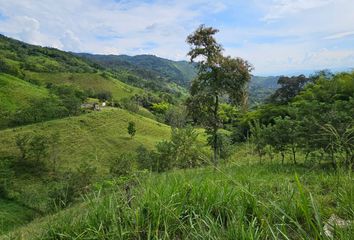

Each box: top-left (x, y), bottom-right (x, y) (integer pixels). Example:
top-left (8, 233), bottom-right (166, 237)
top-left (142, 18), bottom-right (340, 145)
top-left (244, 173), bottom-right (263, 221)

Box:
top-left (0, 24), bottom-right (353, 240)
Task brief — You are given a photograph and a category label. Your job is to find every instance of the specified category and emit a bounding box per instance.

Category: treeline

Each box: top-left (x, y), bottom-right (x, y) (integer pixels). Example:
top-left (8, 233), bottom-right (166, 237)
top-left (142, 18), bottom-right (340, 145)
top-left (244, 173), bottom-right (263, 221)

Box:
top-left (235, 71), bottom-right (354, 166)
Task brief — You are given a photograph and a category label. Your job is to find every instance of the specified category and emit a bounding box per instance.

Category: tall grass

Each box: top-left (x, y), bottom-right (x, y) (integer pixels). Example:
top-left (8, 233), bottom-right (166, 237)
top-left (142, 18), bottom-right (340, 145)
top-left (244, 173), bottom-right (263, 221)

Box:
top-left (6, 163), bottom-right (353, 239)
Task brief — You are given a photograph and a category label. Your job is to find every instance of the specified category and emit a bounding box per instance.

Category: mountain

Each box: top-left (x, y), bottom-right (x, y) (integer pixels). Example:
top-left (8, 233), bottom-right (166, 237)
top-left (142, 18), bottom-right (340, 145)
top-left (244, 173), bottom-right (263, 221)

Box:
top-left (249, 76), bottom-right (280, 106)
top-left (77, 53), bottom-right (280, 104)
top-left (0, 34), bottom-right (146, 128)
top-left (76, 53), bottom-right (197, 87)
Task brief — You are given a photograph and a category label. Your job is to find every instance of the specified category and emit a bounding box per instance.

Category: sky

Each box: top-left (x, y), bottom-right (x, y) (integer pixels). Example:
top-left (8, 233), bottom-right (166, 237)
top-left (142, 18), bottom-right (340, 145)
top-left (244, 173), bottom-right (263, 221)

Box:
top-left (0, 0), bottom-right (354, 76)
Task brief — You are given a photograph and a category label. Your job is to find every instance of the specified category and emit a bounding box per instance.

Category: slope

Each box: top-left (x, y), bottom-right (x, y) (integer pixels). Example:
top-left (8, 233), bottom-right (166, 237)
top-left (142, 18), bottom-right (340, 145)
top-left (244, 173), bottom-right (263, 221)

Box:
top-left (0, 34), bottom-right (144, 102)
top-left (0, 108), bottom-right (171, 172)
top-left (0, 74), bottom-right (50, 128)
top-left (4, 163), bottom-right (353, 239)
top-left (77, 53), bottom-right (196, 87)
top-left (0, 107), bottom-right (172, 233)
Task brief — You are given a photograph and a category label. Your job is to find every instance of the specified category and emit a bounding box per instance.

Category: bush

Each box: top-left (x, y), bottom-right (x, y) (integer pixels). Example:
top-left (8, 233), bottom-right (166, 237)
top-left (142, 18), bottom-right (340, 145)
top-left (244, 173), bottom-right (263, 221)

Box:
top-left (110, 153), bottom-right (134, 177)
top-left (136, 145), bottom-right (154, 171)
top-left (137, 127), bottom-right (205, 173)
top-left (13, 132), bottom-right (49, 174)
top-left (120, 98), bottom-right (139, 113)
top-left (47, 180), bottom-right (75, 211)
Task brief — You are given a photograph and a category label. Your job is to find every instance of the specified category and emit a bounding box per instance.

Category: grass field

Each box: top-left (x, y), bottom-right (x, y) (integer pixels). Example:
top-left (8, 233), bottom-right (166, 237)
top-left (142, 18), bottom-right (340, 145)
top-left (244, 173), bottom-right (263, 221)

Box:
top-left (24, 72), bottom-right (144, 100)
top-left (0, 107), bottom-right (172, 226)
top-left (3, 162), bottom-right (353, 239)
top-left (0, 199), bottom-right (38, 235)
top-left (0, 107), bottom-right (172, 172)
top-left (0, 74), bottom-right (49, 127)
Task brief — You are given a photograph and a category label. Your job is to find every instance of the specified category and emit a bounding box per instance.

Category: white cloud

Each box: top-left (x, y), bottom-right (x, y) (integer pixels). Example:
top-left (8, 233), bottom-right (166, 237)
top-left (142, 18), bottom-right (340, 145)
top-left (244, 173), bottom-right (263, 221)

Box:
top-left (324, 31), bottom-right (354, 40)
top-left (261, 0), bottom-right (334, 22)
top-left (0, 0), bottom-right (353, 75)
top-left (60, 30), bottom-right (82, 51)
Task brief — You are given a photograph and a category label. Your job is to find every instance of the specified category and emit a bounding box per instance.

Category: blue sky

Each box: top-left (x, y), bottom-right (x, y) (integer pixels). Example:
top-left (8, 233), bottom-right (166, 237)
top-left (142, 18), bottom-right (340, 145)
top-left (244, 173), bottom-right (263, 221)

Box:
top-left (0, 0), bottom-right (353, 75)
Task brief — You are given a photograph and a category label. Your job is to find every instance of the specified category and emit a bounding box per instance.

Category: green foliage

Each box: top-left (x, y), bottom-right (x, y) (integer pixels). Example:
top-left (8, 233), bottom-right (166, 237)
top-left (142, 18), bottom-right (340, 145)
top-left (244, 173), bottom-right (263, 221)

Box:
top-left (14, 132), bottom-right (49, 170)
top-left (169, 127), bottom-right (203, 168)
top-left (268, 75), bottom-right (311, 104)
top-left (249, 120), bottom-right (267, 163)
top-left (0, 57), bottom-right (22, 77)
top-left (127, 121), bottom-right (136, 138)
top-left (120, 97), bottom-right (139, 113)
top-left (136, 127), bottom-right (204, 172)
top-left (136, 145), bottom-right (154, 171)
top-left (110, 153), bottom-right (134, 177)
top-left (77, 53), bottom-right (197, 88)
top-left (10, 96), bottom-right (68, 127)
top-left (186, 25), bottom-right (252, 165)
top-left (8, 164), bottom-right (354, 239)
top-left (151, 102), bottom-right (170, 114)
top-left (0, 34), bottom-right (96, 74)
top-left (165, 105), bottom-right (188, 128)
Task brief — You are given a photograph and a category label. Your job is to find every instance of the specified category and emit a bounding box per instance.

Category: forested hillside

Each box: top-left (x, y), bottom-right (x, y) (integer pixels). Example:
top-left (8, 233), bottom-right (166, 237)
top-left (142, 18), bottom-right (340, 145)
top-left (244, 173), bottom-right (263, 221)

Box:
top-left (76, 53), bottom-right (197, 87)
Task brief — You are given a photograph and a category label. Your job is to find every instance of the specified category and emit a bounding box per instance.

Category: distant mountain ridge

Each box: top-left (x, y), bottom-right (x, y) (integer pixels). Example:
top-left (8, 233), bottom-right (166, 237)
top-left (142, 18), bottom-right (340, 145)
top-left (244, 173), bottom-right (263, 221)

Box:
top-left (76, 53), bottom-right (197, 87)
top-left (76, 52), bottom-right (280, 104)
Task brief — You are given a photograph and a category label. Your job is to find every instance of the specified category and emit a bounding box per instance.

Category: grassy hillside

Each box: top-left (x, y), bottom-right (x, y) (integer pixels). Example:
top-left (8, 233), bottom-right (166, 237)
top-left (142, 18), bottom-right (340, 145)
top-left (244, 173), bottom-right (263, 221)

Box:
top-left (0, 35), bottom-right (156, 129)
top-left (0, 74), bottom-right (49, 112)
top-left (0, 108), bottom-right (171, 172)
top-left (0, 199), bottom-right (38, 235)
top-left (0, 108), bottom-right (173, 233)
top-left (0, 35), bottom-right (143, 101)
top-left (249, 76), bottom-right (279, 106)
top-left (24, 72), bottom-right (143, 101)
top-left (4, 163), bottom-right (353, 239)
top-left (0, 35), bottom-right (96, 75)
top-left (77, 53), bottom-right (197, 87)
top-left (0, 74), bottom-right (50, 128)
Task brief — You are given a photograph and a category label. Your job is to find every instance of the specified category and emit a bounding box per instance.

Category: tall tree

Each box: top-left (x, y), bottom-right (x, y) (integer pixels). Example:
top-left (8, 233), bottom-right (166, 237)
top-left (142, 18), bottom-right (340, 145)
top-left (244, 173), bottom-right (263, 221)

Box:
top-left (186, 25), bottom-right (252, 165)
top-left (268, 75), bottom-right (311, 104)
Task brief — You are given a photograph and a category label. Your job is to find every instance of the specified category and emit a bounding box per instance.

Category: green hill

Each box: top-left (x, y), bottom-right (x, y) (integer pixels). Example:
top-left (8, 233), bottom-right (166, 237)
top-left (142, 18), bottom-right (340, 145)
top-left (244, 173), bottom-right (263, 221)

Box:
top-left (76, 53), bottom-right (197, 87)
top-left (0, 35), bottom-right (151, 128)
top-left (0, 108), bottom-right (172, 233)
top-left (0, 74), bottom-right (50, 128)
top-left (0, 74), bottom-right (49, 112)
top-left (0, 34), bottom-right (143, 100)
top-left (0, 108), bottom-right (171, 172)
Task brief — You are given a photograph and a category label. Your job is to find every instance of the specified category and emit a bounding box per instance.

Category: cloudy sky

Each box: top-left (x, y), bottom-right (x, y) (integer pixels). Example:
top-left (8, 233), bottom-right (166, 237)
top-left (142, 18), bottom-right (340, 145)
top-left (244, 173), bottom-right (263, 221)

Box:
top-left (0, 0), bottom-right (353, 75)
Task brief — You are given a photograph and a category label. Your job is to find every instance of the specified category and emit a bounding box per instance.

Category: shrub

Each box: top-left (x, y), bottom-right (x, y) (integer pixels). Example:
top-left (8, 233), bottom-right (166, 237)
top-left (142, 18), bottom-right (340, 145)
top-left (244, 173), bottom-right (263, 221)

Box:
top-left (110, 153), bottom-right (134, 177)
top-left (136, 145), bottom-right (154, 171)
top-left (127, 121), bottom-right (136, 138)
top-left (120, 98), bottom-right (139, 113)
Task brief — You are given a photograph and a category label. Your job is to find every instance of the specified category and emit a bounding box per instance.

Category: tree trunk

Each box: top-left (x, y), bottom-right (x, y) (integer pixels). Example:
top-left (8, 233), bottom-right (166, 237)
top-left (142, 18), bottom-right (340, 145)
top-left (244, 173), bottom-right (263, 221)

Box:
top-left (292, 147), bottom-right (297, 164)
top-left (305, 151), bottom-right (310, 162)
top-left (213, 94), bottom-right (219, 166)
top-left (281, 152), bottom-right (285, 165)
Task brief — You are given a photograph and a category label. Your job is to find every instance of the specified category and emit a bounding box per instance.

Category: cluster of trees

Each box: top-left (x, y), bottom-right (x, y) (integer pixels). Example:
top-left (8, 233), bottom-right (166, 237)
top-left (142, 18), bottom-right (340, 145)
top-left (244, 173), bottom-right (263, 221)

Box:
top-left (9, 85), bottom-right (87, 127)
top-left (2, 130), bottom-right (98, 212)
top-left (112, 127), bottom-right (205, 175)
top-left (246, 71), bottom-right (354, 166)
top-left (0, 34), bottom-right (97, 74)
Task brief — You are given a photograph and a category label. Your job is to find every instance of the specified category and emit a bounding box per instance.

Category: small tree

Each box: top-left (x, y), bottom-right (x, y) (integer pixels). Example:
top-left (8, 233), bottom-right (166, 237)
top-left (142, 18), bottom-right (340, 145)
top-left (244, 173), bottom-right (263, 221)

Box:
top-left (15, 133), bottom-right (31, 162)
top-left (29, 134), bottom-right (49, 163)
top-left (268, 117), bottom-right (299, 164)
top-left (127, 121), bottom-right (136, 138)
top-left (110, 153), bottom-right (134, 177)
top-left (136, 145), bottom-right (154, 171)
top-left (249, 120), bottom-right (267, 164)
